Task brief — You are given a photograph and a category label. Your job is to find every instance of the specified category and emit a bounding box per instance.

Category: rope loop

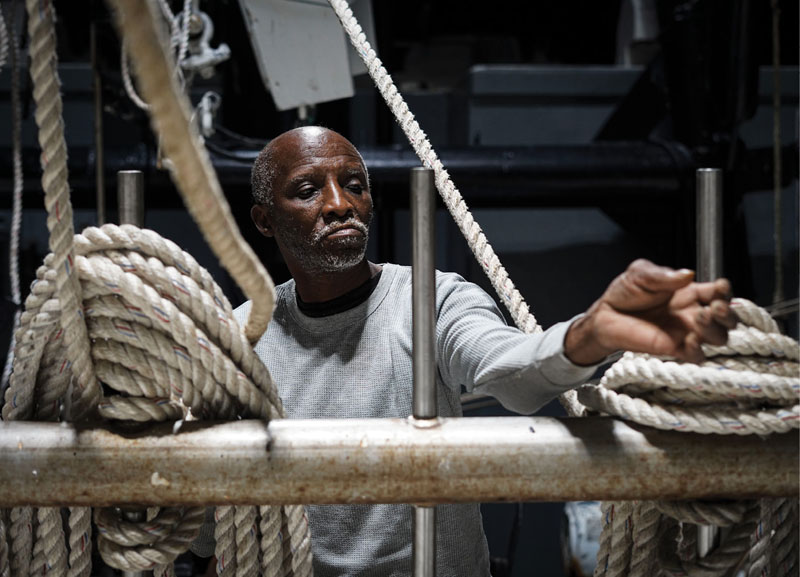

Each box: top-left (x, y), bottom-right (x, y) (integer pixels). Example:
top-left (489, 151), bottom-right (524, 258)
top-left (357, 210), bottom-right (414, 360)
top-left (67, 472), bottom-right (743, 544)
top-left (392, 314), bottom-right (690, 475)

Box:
top-left (94, 506), bottom-right (204, 571)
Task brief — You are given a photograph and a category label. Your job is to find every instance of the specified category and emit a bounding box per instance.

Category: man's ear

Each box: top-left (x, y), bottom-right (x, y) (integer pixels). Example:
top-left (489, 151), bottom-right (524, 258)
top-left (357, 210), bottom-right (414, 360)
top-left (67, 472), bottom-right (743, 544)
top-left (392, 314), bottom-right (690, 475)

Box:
top-left (251, 204), bottom-right (274, 238)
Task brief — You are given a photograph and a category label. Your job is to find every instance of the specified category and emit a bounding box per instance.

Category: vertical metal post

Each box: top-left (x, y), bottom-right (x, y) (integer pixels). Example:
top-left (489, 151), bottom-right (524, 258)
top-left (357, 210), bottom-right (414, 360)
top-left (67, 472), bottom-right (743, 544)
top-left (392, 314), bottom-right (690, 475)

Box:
top-left (411, 167), bottom-right (437, 420)
top-left (695, 168), bottom-right (722, 557)
top-left (411, 166), bottom-right (436, 577)
top-left (695, 168), bottom-right (723, 282)
top-left (413, 506), bottom-right (436, 577)
top-left (117, 169), bottom-right (145, 576)
top-left (118, 170), bottom-right (145, 227)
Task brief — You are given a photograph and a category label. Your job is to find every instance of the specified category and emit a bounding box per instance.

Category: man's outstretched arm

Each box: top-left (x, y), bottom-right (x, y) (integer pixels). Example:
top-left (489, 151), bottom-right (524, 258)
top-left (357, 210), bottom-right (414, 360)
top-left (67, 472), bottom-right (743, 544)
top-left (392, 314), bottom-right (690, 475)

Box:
top-left (564, 259), bottom-right (738, 366)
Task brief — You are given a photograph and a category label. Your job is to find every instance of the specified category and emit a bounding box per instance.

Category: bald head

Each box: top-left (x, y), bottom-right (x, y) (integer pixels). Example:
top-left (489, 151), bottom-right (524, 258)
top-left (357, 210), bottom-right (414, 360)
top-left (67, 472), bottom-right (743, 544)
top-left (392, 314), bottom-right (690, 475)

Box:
top-left (251, 127), bottom-right (369, 207)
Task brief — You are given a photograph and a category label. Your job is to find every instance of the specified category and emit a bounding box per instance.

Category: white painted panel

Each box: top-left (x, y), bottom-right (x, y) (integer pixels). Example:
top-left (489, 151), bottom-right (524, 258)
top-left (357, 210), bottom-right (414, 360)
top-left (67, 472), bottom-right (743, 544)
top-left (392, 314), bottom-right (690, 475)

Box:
top-left (238, 0), bottom-right (354, 110)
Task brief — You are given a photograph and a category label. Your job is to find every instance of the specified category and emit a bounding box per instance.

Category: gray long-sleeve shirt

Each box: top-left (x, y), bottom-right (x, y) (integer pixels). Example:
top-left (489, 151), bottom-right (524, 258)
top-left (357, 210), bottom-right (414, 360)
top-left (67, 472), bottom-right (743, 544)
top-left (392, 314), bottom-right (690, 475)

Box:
top-left (198, 264), bottom-right (597, 576)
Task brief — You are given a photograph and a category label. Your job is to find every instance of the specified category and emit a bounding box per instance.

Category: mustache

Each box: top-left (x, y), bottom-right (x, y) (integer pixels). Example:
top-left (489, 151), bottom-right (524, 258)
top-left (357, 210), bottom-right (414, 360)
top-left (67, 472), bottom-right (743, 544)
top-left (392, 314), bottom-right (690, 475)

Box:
top-left (313, 218), bottom-right (369, 242)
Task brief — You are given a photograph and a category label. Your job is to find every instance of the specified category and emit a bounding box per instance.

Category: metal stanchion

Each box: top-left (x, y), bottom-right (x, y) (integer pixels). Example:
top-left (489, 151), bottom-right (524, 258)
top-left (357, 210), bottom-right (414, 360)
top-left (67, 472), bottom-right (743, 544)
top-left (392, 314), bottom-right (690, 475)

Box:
top-left (695, 167), bottom-right (723, 558)
top-left (696, 168), bottom-right (723, 282)
top-left (118, 170), bottom-right (145, 227)
top-left (411, 166), bottom-right (437, 577)
top-left (412, 167), bottom-right (437, 420)
top-left (117, 169), bottom-right (147, 577)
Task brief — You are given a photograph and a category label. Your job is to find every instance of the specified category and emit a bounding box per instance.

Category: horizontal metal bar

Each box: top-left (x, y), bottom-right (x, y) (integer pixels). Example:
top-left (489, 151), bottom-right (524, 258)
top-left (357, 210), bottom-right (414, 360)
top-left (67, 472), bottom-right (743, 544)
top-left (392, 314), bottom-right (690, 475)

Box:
top-left (0, 417), bottom-right (795, 507)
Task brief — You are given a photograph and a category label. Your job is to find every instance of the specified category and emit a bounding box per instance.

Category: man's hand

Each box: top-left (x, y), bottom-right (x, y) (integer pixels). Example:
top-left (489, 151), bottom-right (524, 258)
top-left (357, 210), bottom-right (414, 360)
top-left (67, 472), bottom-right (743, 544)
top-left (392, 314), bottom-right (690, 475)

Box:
top-left (564, 259), bottom-right (738, 366)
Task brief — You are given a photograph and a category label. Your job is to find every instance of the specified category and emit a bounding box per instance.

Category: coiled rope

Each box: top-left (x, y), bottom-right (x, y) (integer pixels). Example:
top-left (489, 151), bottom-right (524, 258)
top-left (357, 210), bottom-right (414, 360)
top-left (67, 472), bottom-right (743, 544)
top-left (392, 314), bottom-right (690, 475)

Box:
top-left (0, 0), bottom-right (313, 575)
top-left (581, 298), bottom-right (799, 577)
top-left (578, 299), bottom-right (799, 435)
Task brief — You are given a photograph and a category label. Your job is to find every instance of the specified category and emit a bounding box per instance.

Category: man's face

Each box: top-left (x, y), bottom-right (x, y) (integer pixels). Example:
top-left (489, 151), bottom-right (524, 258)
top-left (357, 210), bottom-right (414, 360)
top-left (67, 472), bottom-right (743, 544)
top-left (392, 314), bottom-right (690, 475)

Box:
top-left (253, 128), bottom-right (373, 274)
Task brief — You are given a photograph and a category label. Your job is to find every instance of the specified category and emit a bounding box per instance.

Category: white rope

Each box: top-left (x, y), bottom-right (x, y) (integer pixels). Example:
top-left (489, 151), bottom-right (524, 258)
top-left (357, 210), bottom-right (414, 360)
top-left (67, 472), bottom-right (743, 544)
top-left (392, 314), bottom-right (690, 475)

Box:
top-left (94, 507), bottom-right (205, 571)
top-left (325, 0), bottom-right (598, 417)
top-left (121, 38), bottom-right (150, 111)
top-left (0, 0), bottom-right (23, 399)
top-left (327, 0), bottom-right (540, 335)
top-left (24, 0), bottom-right (101, 421)
top-left (578, 299), bottom-right (800, 435)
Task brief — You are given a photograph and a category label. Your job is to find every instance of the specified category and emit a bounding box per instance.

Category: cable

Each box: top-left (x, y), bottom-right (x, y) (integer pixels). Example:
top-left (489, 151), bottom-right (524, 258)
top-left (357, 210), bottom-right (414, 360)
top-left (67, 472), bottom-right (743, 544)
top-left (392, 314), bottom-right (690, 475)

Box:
top-left (204, 140), bottom-right (258, 163)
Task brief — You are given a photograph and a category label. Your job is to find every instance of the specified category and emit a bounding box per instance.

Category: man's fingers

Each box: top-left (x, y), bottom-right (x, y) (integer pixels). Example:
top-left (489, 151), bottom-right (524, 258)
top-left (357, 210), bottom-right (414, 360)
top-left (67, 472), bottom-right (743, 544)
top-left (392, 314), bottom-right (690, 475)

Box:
top-left (694, 305), bottom-right (730, 345)
top-left (710, 299), bottom-right (738, 329)
top-left (625, 259), bottom-right (695, 294)
top-left (691, 278), bottom-right (732, 304)
top-left (675, 332), bottom-right (705, 363)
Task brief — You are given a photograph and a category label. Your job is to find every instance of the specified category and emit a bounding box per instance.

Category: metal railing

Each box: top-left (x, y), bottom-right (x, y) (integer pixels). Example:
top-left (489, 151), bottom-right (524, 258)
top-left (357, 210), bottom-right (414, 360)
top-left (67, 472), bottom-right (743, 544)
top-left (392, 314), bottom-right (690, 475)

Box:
top-left (1, 417), bottom-right (795, 507)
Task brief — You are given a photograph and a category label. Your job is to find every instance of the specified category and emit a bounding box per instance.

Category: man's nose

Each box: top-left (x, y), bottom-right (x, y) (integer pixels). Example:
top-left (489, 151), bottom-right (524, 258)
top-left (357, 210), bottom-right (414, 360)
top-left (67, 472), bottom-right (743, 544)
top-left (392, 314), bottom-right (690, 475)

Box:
top-left (321, 181), bottom-right (354, 220)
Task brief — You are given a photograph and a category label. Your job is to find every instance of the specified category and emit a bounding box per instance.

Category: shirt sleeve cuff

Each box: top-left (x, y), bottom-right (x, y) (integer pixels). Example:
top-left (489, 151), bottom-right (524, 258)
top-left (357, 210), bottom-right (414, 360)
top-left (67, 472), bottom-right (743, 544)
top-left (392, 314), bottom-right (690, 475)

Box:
top-left (537, 315), bottom-right (608, 387)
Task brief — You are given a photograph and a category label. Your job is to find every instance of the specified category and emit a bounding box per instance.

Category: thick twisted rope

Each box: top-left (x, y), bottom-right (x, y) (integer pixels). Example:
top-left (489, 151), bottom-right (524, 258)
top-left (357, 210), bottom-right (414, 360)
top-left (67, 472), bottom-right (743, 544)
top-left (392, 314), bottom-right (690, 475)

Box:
top-left (327, 0), bottom-right (539, 336)
top-left (24, 0), bottom-right (101, 422)
top-left (578, 299), bottom-right (800, 435)
top-left (588, 299), bottom-right (798, 576)
top-left (94, 507), bottom-right (205, 571)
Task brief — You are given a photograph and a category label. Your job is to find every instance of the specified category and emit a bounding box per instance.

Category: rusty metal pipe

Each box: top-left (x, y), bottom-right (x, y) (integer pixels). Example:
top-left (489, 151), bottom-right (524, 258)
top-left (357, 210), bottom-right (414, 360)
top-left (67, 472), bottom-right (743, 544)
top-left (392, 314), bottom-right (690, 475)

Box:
top-left (0, 417), bottom-right (795, 507)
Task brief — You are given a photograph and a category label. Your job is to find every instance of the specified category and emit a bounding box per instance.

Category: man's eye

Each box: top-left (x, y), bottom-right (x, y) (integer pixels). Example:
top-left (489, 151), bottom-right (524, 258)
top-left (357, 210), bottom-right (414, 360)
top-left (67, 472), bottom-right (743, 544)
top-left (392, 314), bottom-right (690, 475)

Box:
top-left (347, 183), bottom-right (363, 194)
top-left (297, 187), bottom-right (316, 199)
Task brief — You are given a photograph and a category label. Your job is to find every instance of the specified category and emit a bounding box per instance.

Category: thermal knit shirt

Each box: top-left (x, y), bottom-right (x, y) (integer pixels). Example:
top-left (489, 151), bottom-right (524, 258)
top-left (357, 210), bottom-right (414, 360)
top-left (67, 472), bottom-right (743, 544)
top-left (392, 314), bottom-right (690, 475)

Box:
top-left (198, 263), bottom-right (599, 577)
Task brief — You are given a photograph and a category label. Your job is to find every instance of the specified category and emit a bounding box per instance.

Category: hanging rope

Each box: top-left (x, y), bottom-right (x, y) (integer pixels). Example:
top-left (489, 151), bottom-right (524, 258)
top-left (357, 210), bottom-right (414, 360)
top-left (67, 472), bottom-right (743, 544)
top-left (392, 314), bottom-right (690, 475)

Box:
top-left (0, 0), bottom-right (23, 401)
top-left (327, 0), bottom-right (539, 336)
top-left (324, 0), bottom-right (599, 417)
top-left (583, 298), bottom-right (799, 577)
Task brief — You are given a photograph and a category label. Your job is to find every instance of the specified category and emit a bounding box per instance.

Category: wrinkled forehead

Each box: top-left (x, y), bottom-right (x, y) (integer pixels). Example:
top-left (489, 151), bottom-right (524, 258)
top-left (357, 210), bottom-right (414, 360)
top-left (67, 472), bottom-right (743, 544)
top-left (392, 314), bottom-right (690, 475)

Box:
top-left (272, 128), bottom-right (365, 176)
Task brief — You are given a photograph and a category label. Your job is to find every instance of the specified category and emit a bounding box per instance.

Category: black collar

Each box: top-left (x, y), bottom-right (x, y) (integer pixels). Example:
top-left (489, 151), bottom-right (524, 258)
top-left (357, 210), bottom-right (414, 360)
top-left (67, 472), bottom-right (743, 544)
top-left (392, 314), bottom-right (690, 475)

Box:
top-left (296, 270), bottom-right (383, 318)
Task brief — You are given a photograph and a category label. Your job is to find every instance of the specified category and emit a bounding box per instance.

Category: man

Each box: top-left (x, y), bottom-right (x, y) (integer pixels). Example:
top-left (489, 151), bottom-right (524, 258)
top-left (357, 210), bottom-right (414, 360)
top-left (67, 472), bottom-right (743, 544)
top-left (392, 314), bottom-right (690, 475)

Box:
top-left (201, 126), bottom-right (735, 576)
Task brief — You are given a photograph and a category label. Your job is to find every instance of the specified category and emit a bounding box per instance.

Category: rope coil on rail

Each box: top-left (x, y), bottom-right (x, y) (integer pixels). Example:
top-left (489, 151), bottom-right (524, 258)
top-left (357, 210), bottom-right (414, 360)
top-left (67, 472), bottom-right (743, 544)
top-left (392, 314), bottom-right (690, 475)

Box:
top-left (0, 0), bottom-right (313, 575)
top-left (584, 298), bottom-right (799, 577)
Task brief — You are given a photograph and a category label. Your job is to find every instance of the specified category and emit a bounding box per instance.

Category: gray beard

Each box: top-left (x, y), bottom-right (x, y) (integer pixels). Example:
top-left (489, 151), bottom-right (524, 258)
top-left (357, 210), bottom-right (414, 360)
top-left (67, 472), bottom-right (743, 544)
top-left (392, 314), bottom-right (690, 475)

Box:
top-left (277, 216), bottom-right (370, 274)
